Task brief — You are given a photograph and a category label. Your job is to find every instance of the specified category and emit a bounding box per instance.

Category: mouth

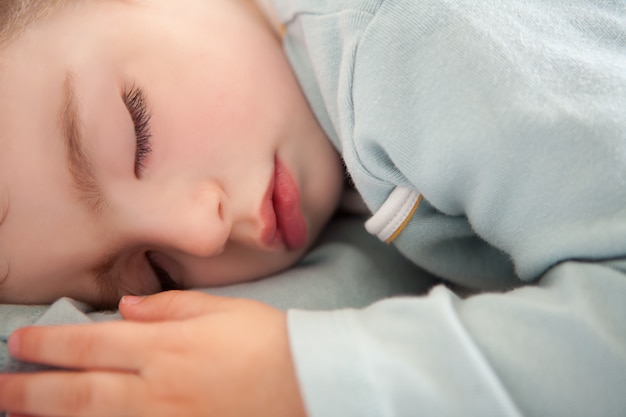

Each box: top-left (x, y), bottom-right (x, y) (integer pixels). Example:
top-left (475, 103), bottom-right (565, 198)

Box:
top-left (260, 157), bottom-right (308, 250)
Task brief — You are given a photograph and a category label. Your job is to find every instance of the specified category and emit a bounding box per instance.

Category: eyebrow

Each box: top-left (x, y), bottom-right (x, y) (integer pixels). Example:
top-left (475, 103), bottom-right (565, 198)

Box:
top-left (60, 72), bottom-right (121, 307)
top-left (60, 71), bottom-right (109, 215)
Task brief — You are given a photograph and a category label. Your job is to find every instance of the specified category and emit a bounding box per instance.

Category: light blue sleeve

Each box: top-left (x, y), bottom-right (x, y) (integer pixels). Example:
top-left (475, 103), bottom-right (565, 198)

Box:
top-left (270, 0), bottom-right (626, 416)
top-left (289, 261), bottom-right (626, 417)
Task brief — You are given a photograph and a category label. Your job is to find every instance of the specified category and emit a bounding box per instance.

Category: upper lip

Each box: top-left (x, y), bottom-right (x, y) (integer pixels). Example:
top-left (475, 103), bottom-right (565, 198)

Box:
top-left (259, 164), bottom-right (280, 249)
top-left (259, 157), bottom-right (308, 250)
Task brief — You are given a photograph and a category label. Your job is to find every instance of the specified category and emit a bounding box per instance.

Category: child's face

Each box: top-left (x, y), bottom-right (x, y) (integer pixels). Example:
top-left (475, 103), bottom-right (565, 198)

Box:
top-left (0, 0), bottom-right (344, 306)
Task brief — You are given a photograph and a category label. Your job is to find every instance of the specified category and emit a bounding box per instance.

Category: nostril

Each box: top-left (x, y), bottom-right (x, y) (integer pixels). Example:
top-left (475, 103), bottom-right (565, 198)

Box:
top-left (217, 201), bottom-right (224, 221)
top-left (0, 186), bottom-right (8, 226)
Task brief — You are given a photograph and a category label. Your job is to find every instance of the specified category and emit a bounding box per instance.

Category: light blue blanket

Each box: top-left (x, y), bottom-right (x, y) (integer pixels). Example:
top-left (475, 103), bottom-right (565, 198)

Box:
top-left (0, 215), bottom-right (438, 373)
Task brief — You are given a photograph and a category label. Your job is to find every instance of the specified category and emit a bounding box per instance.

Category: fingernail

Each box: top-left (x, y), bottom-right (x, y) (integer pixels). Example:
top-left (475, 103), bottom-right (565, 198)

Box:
top-left (121, 295), bottom-right (146, 305)
top-left (7, 332), bottom-right (19, 356)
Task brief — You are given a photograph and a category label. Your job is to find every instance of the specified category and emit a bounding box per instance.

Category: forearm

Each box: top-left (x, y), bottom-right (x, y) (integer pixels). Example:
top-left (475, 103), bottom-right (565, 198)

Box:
top-left (289, 261), bottom-right (626, 417)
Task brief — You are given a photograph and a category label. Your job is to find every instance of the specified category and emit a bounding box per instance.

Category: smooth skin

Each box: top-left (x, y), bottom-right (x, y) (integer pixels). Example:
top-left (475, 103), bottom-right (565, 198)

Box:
top-left (0, 1), bottom-right (337, 414)
top-left (0, 291), bottom-right (307, 417)
top-left (0, 0), bottom-right (343, 307)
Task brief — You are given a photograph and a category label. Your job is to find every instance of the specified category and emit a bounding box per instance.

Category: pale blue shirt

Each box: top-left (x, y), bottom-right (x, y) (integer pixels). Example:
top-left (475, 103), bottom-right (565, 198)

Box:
top-left (267, 1), bottom-right (626, 416)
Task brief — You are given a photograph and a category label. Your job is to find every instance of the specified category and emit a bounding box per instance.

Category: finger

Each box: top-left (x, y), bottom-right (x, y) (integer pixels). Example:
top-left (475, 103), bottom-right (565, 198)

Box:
top-left (119, 290), bottom-right (230, 321)
top-left (8, 321), bottom-right (159, 371)
top-left (0, 372), bottom-right (145, 417)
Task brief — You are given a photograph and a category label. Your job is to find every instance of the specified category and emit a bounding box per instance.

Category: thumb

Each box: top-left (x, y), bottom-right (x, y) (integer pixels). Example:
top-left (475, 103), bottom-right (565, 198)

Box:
top-left (118, 290), bottom-right (228, 321)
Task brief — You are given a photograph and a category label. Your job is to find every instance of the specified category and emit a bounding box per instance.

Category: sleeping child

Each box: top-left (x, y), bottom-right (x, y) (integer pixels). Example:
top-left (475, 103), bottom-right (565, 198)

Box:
top-left (1, 0), bottom-right (625, 416)
top-left (0, 0), bottom-right (344, 308)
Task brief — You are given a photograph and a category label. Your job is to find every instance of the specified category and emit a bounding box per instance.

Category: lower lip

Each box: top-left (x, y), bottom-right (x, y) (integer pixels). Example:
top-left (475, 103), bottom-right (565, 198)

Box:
top-left (261, 158), bottom-right (308, 250)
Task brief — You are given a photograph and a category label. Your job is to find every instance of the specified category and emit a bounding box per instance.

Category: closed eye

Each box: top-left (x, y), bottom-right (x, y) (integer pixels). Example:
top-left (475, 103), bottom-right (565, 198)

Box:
top-left (123, 85), bottom-right (153, 178)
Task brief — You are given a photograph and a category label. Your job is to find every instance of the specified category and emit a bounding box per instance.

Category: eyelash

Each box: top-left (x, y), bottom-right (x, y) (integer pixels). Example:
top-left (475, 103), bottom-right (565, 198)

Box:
top-left (123, 86), bottom-right (153, 178)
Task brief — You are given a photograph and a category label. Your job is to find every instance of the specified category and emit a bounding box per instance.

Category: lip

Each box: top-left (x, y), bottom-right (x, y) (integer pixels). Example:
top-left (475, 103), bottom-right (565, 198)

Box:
top-left (260, 158), bottom-right (308, 250)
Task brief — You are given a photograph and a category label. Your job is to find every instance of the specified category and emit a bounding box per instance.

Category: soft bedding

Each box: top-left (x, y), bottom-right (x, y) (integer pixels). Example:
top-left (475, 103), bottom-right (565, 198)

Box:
top-left (0, 215), bottom-right (439, 373)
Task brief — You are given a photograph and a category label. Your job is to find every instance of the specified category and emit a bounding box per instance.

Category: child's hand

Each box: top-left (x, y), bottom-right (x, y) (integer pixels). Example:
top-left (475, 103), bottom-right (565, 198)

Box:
top-left (0, 291), bottom-right (307, 417)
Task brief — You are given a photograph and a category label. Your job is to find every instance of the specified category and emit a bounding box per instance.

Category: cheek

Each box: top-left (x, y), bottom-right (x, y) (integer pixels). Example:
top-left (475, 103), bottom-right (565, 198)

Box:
top-left (152, 91), bottom-right (270, 173)
top-left (182, 246), bottom-right (306, 288)
top-left (152, 76), bottom-right (235, 139)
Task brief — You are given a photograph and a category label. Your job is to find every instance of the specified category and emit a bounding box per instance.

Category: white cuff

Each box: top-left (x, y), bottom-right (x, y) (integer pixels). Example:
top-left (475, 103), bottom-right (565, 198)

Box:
top-left (365, 186), bottom-right (422, 243)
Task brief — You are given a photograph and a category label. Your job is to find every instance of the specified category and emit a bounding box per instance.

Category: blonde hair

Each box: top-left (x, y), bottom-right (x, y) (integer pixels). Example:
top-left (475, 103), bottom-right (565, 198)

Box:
top-left (0, 0), bottom-right (75, 48)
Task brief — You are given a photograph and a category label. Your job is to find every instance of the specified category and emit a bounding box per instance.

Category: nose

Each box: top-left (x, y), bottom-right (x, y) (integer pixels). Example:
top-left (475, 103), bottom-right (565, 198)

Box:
top-left (127, 181), bottom-right (232, 257)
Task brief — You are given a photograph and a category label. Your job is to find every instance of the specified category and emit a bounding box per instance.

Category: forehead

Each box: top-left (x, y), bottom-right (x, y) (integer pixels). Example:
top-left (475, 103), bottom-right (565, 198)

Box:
top-left (0, 1), bottom-right (94, 303)
top-left (0, 0), bottom-right (69, 48)
top-left (0, 29), bottom-right (67, 158)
